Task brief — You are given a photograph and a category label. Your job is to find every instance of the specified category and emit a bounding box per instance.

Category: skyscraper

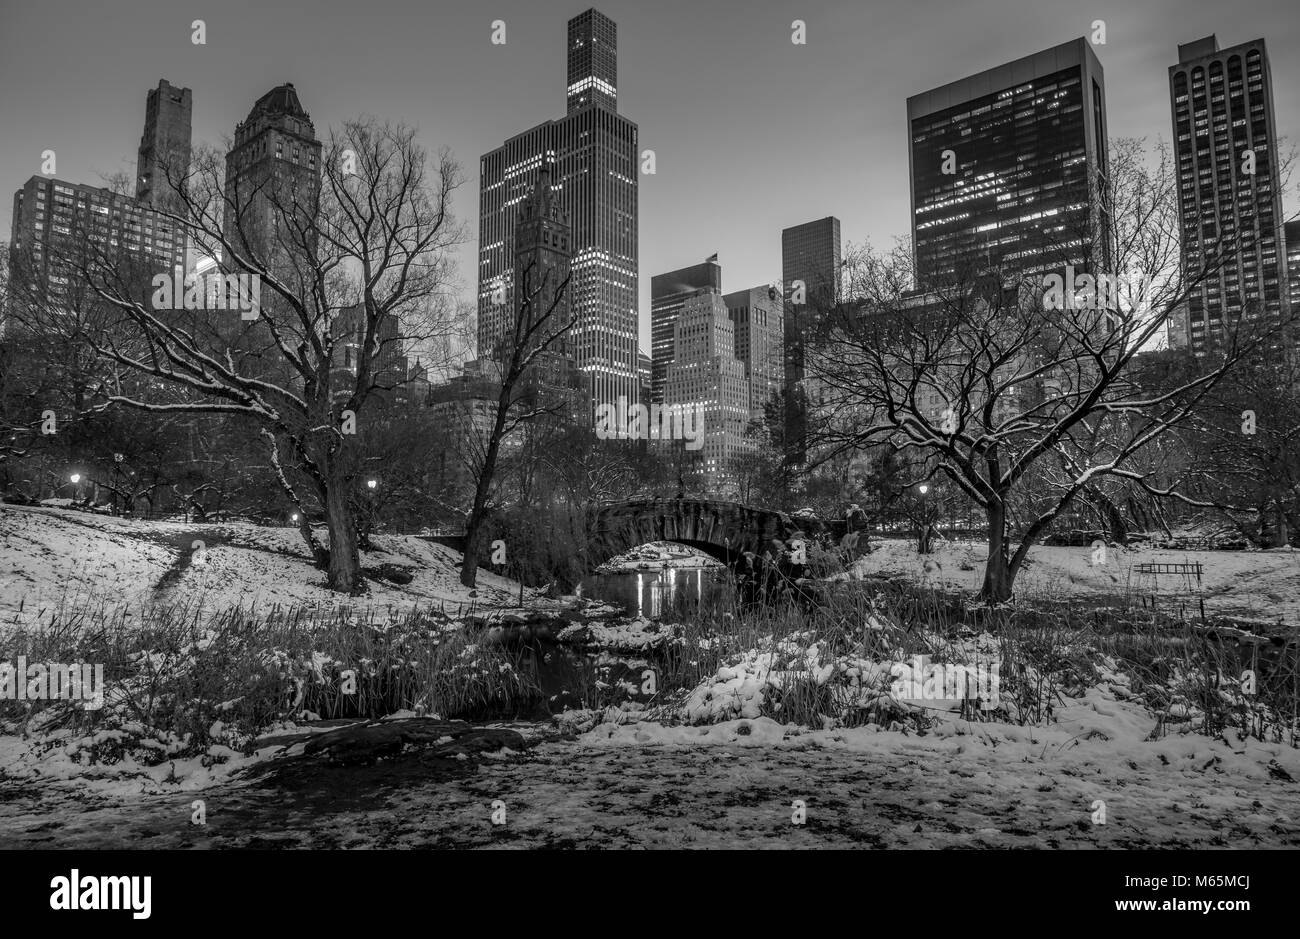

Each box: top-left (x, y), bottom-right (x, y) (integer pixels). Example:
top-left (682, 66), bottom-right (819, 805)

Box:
top-left (650, 257), bottom-right (722, 405)
top-left (1286, 220), bottom-right (1300, 325)
top-left (9, 177), bottom-right (185, 305)
top-left (1170, 36), bottom-right (1291, 355)
top-left (221, 84), bottom-right (323, 379)
top-left (223, 83), bottom-right (322, 271)
top-left (781, 217), bottom-right (841, 306)
top-left (664, 291), bottom-right (751, 487)
top-left (781, 217), bottom-right (840, 461)
top-left (724, 285), bottom-right (784, 425)
top-left (9, 81), bottom-right (189, 312)
top-left (907, 38), bottom-right (1108, 286)
top-left (478, 8), bottom-right (638, 414)
top-left (135, 79), bottom-right (192, 212)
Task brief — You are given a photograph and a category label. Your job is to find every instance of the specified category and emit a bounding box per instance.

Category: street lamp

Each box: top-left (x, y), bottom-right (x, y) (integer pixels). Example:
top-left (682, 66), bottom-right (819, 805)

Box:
top-left (291, 513), bottom-right (299, 523)
top-left (69, 473), bottom-right (81, 485)
top-left (918, 484), bottom-right (929, 496)
top-left (366, 479), bottom-right (377, 490)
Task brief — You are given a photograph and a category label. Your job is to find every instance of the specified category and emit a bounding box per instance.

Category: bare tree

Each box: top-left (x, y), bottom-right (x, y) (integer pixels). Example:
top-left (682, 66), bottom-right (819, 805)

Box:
top-left (459, 255), bottom-right (573, 588)
top-left (37, 119), bottom-right (466, 593)
top-left (807, 139), bottom-right (1290, 602)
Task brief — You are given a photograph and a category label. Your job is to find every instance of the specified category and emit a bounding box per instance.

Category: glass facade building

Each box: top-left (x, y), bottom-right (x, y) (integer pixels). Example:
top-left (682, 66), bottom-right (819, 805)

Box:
top-left (649, 258), bottom-right (722, 405)
top-left (907, 38), bottom-right (1108, 287)
top-left (478, 8), bottom-right (638, 414)
top-left (780, 217), bottom-right (840, 458)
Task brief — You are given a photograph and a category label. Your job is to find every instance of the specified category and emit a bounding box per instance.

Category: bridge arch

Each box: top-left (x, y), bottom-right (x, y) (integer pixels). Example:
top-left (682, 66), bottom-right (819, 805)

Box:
top-left (583, 498), bottom-right (844, 572)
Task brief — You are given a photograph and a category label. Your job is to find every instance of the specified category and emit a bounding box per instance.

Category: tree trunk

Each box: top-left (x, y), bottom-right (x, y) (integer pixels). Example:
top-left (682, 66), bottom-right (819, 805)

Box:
top-left (460, 453), bottom-right (498, 589)
top-left (1270, 495), bottom-right (1290, 548)
top-left (323, 462), bottom-right (364, 594)
top-left (980, 498), bottom-right (1013, 603)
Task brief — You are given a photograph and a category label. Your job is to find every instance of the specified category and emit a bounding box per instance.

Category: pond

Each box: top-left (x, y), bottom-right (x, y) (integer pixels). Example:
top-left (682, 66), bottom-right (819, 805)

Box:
top-left (577, 565), bottom-right (732, 618)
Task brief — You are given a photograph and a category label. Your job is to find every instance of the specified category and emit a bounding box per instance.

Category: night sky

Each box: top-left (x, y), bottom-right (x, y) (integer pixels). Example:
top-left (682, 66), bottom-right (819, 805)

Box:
top-left (2, 0), bottom-right (1297, 354)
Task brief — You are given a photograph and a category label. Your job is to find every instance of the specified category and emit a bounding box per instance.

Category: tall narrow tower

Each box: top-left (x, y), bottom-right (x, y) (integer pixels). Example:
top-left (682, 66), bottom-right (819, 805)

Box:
top-left (135, 79), bottom-right (192, 212)
top-left (223, 83), bottom-right (322, 271)
top-left (567, 8), bottom-right (617, 113)
top-left (1170, 36), bottom-right (1291, 355)
top-left (479, 9), bottom-right (639, 414)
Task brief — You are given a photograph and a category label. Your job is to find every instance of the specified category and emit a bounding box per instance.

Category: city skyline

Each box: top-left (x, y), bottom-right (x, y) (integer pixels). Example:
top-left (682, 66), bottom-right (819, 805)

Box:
top-left (2, 0), bottom-right (1300, 359)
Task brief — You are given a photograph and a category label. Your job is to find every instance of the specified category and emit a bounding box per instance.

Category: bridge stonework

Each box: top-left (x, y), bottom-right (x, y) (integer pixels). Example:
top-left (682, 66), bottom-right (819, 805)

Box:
top-left (584, 499), bottom-right (846, 568)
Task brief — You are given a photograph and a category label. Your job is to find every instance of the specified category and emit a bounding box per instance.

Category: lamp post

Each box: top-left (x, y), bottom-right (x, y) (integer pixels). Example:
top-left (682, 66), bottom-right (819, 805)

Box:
top-left (362, 479), bottom-right (378, 546)
top-left (917, 483), bottom-right (933, 554)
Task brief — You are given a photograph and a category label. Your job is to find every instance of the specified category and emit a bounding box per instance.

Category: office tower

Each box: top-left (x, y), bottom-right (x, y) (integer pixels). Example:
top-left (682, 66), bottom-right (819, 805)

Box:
top-left (637, 350), bottom-right (652, 408)
top-left (664, 291), bottom-right (751, 488)
top-left (478, 8), bottom-right (639, 414)
top-left (567, 8), bottom-right (617, 113)
top-left (781, 217), bottom-right (840, 461)
top-left (223, 83), bottom-right (322, 271)
top-left (214, 84), bottom-right (323, 382)
top-left (723, 285), bottom-right (784, 424)
top-left (135, 79), bottom-right (193, 212)
top-left (907, 38), bottom-right (1108, 286)
top-left (1170, 36), bottom-right (1291, 355)
top-left (9, 176), bottom-right (185, 305)
top-left (782, 217), bottom-right (841, 306)
top-left (650, 257), bottom-right (722, 405)
top-left (1286, 220), bottom-right (1300, 325)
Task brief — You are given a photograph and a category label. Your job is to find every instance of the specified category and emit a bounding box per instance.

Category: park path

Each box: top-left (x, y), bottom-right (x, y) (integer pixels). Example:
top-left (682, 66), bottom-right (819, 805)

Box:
top-left (3, 732), bottom-right (1297, 849)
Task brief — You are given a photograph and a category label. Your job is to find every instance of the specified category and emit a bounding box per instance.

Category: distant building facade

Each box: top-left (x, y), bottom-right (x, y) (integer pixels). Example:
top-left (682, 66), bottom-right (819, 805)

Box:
top-left (1170, 36), bottom-right (1292, 356)
top-left (135, 79), bottom-right (193, 212)
top-left (723, 285), bottom-right (784, 425)
top-left (650, 257), bottom-right (722, 405)
top-left (781, 217), bottom-right (841, 461)
top-left (664, 290), bottom-right (751, 487)
top-left (9, 176), bottom-right (186, 306)
top-left (1286, 220), bottom-right (1300, 325)
top-left (478, 8), bottom-right (639, 414)
top-left (907, 38), bottom-right (1108, 286)
top-left (223, 83), bottom-right (321, 277)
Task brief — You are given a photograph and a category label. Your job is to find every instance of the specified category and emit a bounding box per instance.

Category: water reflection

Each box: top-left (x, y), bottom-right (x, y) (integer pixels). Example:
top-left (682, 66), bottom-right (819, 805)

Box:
top-left (582, 565), bottom-right (725, 618)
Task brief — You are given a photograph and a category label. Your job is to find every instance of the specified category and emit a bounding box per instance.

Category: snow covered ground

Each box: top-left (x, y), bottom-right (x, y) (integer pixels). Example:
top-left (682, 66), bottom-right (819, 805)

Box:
top-left (854, 537), bottom-right (1300, 626)
top-left (2, 687), bottom-right (1296, 848)
top-left (0, 504), bottom-right (528, 625)
top-left (2, 506), bottom-right (1297, 848)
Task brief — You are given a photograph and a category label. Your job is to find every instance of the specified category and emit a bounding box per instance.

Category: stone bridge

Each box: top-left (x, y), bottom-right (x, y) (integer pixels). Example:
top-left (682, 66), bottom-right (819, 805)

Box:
top-left (427, 499), bottom-right (863, 580)
top-left (582, 498), bottom-right (852, 569)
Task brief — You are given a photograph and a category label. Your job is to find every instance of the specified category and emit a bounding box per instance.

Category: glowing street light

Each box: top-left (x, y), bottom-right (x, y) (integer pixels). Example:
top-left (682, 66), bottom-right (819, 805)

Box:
top-left (918, 484), bottom-right (929, 496)
top-left (69, 473), bottom-right (81, 484)
top-left (291, 513), bottom-right (300, 523)
top-left (366, 479), bottom-right (377, 490)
